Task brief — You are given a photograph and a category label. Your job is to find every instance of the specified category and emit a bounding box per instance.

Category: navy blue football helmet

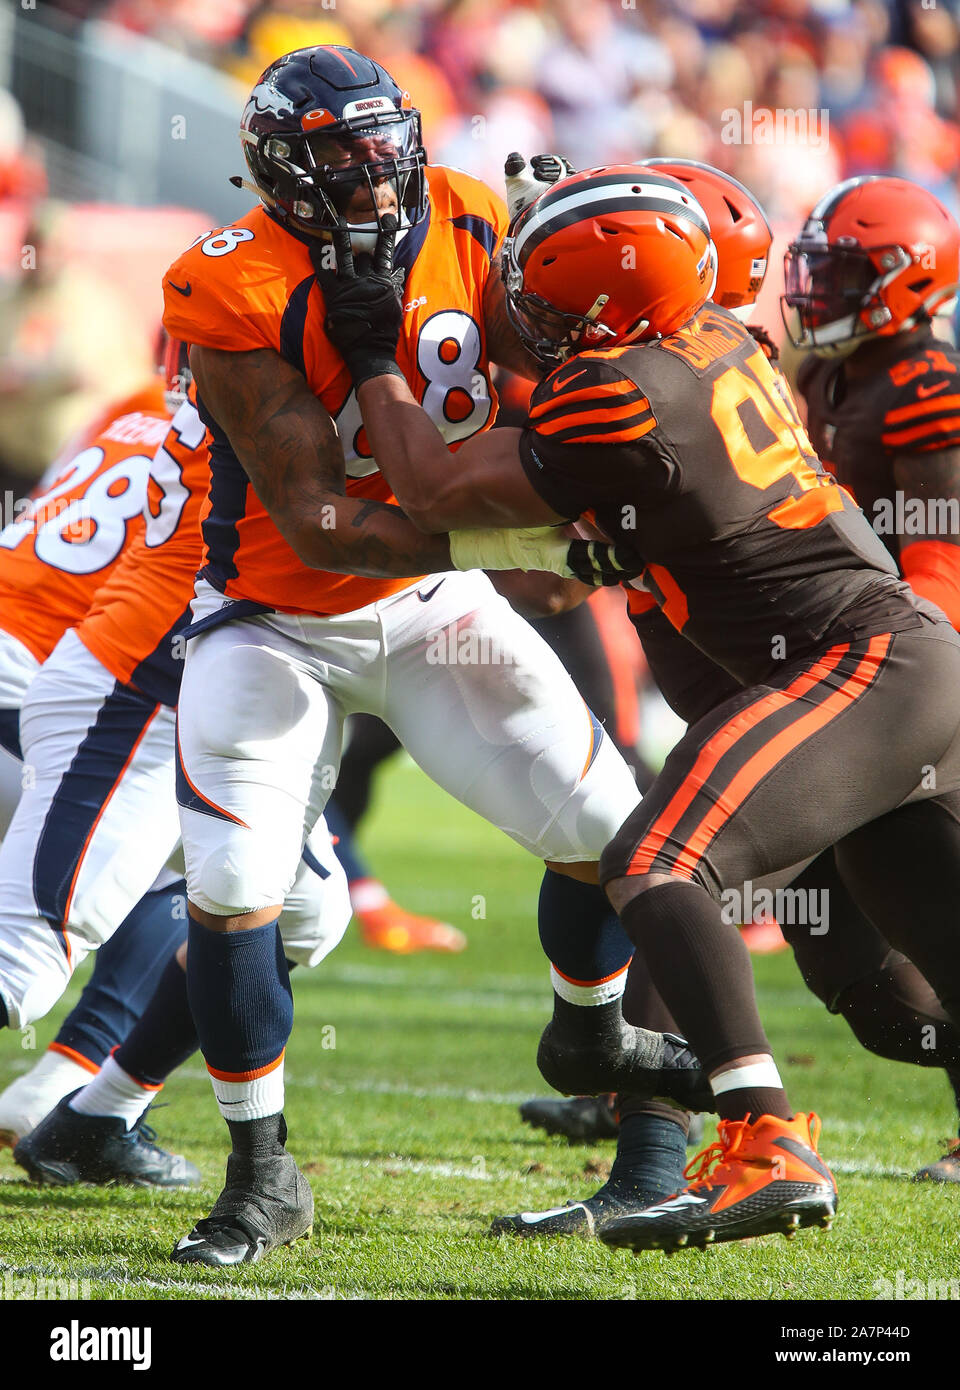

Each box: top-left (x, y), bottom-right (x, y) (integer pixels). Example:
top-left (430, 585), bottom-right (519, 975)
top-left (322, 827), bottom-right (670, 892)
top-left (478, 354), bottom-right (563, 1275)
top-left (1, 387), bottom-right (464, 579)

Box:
top-left (238, 45), bottom-right (427, 247)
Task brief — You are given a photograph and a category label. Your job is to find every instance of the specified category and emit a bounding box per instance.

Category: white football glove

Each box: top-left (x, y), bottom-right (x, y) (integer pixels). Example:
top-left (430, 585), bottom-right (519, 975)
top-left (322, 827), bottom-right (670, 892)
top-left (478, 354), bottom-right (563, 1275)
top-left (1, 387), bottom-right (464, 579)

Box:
top-left (504, 153), bottom-right (576, 225)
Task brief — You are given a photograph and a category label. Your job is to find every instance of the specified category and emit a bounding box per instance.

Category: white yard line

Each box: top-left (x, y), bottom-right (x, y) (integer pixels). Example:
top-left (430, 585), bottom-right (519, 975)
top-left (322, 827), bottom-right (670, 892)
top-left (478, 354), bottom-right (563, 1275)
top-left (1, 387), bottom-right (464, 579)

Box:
top-left (176, 1068), bottom-right (534, 1105)
top-left (0, 1257), bottom-right (373, 1301)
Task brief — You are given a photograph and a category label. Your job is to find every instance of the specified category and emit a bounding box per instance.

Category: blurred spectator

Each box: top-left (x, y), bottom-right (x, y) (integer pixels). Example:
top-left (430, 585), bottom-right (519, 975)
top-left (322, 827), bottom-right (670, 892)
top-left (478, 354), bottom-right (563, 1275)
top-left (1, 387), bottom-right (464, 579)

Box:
top-left (534, 0), bottom-right (674, 166)
top-left (0, 92), bottom-right (46, 203)
top-left (0, 201), bottom-right (151, 490)
top-left (842, 45), bottom-right (960, 208)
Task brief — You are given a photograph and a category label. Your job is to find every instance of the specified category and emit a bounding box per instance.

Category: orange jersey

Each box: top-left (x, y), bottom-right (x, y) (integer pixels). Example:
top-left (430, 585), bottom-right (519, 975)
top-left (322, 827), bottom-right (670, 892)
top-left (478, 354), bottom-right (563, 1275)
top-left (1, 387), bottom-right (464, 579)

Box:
top-left (0, 382), bottom-right (169, 663)
top-left (162, 165), bottom-right (507, 617)
top-left (77, 400), bottom-right (211, 707)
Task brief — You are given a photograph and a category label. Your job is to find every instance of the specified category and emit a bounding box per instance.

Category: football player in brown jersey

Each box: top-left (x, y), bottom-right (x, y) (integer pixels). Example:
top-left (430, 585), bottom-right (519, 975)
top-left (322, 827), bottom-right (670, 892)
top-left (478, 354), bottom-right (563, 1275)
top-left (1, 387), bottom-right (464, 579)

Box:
top-left (785, 175), bottom-right (960, 1181)
top-left (322, 164), bottom-right (960, 1251)
top-left (511, 163), bottom-right (960, 1229)
top-left (786, 176), bottom-right (960, 630)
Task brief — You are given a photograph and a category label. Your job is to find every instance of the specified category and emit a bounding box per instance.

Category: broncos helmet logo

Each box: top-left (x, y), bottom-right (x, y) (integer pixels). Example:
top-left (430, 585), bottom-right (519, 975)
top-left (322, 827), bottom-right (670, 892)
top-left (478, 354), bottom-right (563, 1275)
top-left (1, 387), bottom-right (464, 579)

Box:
top-left (246, 82), bottom-right (296, 121)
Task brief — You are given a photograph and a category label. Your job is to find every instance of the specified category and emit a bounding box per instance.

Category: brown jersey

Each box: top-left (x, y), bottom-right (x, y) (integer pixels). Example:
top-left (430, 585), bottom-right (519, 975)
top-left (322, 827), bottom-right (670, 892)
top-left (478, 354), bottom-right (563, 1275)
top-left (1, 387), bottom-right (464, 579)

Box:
top-left (519, 306), bottom-right (917, 685)
top-left (798, 324), bottom-right (960, 568)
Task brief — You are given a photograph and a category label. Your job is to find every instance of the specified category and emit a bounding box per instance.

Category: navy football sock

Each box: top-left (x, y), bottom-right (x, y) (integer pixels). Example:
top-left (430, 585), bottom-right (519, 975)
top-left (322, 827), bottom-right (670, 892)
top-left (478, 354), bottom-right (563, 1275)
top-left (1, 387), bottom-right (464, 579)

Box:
top-left (53, 882), bottom-right (188, 1067)
top-left (537, 869), bottom-right (633, 989)
top-left (603, 1107), bottom-right (689, 1203)
top-left (186, 915), bottom-right (293, 1079)
top-left (115, 951), bottom-right (198, 1087)
top-left (0, 995), bottom-right (7, 1030)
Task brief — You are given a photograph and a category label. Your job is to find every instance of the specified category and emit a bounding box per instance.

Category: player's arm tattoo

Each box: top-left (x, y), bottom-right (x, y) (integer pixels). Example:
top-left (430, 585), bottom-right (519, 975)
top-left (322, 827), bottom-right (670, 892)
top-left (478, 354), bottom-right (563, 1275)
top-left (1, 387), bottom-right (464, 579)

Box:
top-left (482, 256), bottom-right (546, 381)
top-left (892, 448), bottom-right (960, 547)
top-left (354, 373), bottom-right (565, 531)
top-left (190, 345), bottom-right (452, 577)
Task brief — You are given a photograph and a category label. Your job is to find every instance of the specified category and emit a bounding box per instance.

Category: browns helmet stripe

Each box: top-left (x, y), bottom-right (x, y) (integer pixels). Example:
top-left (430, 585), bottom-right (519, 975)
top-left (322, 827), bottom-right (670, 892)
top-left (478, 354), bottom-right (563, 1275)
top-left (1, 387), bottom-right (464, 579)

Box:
top-left (514, 180), bottom-right (711, 265)
top-left (531, 168), bottom-right (702, 213)
top-left (806, 175), bottom-right (882, 231)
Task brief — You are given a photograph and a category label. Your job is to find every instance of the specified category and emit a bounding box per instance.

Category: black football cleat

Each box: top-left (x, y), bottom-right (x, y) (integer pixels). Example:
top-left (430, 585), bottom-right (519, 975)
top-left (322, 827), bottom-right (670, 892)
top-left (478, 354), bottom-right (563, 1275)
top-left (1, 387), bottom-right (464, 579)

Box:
top-left (13, 1092), bottom-right (201, 1188)
top-left (171, 1149), bottom-right (313, 1267)
top-left (491, 1178), bottom-right (666, 1239)
top-left (914, 1137), bottom-right (960, 1183)
top-left (537, 1013), bottom-right (714, 1112)
top-left (519, 1093), bottom-right (619, 1143)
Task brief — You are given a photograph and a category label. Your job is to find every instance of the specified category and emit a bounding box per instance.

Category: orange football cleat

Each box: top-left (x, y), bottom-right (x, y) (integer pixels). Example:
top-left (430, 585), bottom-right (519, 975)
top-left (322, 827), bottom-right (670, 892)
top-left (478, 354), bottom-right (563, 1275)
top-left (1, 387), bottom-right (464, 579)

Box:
top-left (356, 901), bottom-right (467, 954)
top-left (601, 1111), bottom-right (837, 1252)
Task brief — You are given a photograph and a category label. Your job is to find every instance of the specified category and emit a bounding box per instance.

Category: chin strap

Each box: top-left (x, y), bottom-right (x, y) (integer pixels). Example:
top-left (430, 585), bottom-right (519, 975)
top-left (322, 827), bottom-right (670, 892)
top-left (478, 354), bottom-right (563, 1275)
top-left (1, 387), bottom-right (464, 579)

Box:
top-left (229, 175), bottom-right (280, 208)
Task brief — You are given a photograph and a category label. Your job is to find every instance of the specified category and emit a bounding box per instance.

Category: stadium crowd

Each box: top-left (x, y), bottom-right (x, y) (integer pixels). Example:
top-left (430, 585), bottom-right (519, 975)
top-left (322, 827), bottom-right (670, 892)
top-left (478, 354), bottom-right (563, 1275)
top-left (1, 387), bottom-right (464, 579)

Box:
top-left (31, 0), bottom-right (960, 224)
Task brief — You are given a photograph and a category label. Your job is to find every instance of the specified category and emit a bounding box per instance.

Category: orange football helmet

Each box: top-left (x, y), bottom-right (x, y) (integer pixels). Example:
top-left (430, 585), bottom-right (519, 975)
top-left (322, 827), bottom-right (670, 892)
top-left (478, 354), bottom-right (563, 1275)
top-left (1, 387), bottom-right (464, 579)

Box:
top-left (503, 164), bottom-right (716, 365)
top-left (782, 175), bottom-right (960, 355)
top-left (641, 158), bottom-right (772, 319)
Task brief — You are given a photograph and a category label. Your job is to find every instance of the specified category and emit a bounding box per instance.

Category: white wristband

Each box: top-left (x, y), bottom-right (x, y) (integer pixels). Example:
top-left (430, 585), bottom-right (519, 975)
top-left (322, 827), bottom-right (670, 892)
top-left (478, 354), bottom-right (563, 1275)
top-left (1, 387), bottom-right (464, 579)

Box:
top-left (448, 526), bottom-right (572, 576)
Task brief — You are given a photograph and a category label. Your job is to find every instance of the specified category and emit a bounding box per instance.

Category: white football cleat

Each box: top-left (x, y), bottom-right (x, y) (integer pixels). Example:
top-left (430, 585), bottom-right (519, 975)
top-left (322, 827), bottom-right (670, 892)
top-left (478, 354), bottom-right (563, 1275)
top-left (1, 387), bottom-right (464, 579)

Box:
top-left (0, 1049), bottom-right (98, 1148)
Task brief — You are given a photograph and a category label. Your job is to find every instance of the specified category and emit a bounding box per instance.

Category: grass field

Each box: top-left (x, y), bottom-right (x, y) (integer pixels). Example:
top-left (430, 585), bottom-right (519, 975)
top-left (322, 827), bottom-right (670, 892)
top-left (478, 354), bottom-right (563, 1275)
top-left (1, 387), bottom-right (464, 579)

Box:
top-left (1, 754), bottom-right (958, 1303)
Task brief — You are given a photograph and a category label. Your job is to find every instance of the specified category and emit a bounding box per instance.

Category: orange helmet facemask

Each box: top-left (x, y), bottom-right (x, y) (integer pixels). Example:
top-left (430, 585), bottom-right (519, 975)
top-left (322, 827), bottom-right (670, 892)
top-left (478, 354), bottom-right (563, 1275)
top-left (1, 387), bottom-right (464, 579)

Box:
top-left (503, 165), bottom-right (716, 367)
top-left (641, 158), bottom-right (772, 320)
top-left (782, 175), bottom-right (960, 357)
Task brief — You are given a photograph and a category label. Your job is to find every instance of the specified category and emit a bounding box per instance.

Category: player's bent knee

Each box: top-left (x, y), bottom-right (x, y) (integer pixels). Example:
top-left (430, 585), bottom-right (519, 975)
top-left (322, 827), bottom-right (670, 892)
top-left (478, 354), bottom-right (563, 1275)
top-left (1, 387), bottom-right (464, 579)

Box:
top-left (187, 846), bottom-right (291, 920)
top-left (541, 736), bottom-right (641, 861)
top-left (188, 902), bottom-right (282, 931)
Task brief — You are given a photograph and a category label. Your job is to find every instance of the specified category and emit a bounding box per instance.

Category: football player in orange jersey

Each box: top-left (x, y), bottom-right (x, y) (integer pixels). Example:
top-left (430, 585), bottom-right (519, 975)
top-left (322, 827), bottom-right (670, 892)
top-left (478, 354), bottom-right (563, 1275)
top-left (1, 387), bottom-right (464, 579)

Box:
top-left (322, 161), bottom-right (960, 1252)
top-left (0, 354), bottom-right (193, 1166)
top-left (506, 161), bottom-right (960, 1233)
top-left (0, 363), bottom-right (353, 1184)
top-left (161, 46), bottom-right (707, 1267)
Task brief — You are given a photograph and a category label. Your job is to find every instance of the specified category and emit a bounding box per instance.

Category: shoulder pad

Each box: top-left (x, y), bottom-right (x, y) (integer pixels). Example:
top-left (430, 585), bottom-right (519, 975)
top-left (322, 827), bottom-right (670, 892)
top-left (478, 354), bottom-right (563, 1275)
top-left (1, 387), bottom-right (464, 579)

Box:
top-left (528, 354), bottom-right (657, 447)
top-left (162, 211), bottom-right (311, 353)
top-left (428, 164), bottom-right (509, 251)
top-left (881, 344), bottom-right (960, 454)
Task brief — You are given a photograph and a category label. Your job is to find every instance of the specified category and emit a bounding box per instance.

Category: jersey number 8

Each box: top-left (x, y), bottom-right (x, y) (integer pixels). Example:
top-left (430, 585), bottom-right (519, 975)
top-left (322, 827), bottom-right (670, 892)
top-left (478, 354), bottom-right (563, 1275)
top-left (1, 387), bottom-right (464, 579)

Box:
top-left (335, 309), bottom-right (492, 478)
